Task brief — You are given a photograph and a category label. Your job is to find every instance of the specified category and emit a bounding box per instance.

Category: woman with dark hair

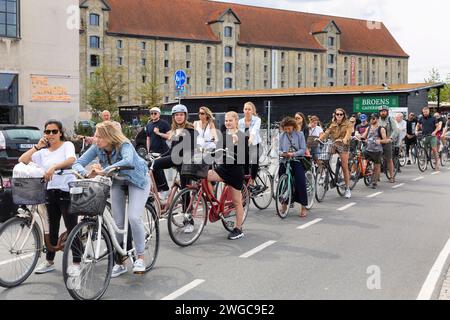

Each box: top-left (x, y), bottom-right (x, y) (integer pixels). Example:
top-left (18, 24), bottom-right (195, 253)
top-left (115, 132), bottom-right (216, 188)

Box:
top-left (278, 117), bottom-right (308, 217)
top-left (194, 106), bottom-right (217, 150)
top-left (295, 112), bottom-right (309, 141)
top-left (319, 108), bottom-right (354, 199)
top-left (18, 120), bottom-right (77, 274)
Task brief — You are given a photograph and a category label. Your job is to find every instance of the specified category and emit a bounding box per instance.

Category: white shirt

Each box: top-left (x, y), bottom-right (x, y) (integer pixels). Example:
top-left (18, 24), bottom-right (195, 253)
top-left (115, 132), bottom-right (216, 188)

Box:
top-left (396, 119), bottom-right (407, 142)
top-left (32, 141), bottom-right (76, 192)
top-left (194, 121), bottom-right (216, 149)
top-left (309, 125), bottom-right (324, 137)
top-left (238, 116), bottom-right (262, 146)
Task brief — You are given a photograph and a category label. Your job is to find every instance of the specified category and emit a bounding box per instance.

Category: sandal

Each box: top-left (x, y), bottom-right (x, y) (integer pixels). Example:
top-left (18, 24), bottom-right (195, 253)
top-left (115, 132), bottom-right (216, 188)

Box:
top-left (300, 209), bottom-right (307, 218)
top-left (389, 177), bottom-right (395, 183)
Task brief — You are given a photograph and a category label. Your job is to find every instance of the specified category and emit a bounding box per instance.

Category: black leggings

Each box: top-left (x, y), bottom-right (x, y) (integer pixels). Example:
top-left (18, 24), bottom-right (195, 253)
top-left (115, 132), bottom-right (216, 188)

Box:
top-left (405, 136), bottom-right (417, 157)
top-left (152, 156), bottom-right (190, 191)
top-left (244, 143), bottom-right (260, 180)
top-left (45, 190), bottom-right (79, 262)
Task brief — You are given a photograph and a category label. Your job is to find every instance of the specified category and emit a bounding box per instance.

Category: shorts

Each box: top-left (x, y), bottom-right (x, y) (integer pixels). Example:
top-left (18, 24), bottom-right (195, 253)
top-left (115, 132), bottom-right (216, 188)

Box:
top-left (424, 136), bottom-right (438, 149)
top-left (383, 142), bottom-right (393, 160)
top-left (364, 151), bottom-right (382, 165)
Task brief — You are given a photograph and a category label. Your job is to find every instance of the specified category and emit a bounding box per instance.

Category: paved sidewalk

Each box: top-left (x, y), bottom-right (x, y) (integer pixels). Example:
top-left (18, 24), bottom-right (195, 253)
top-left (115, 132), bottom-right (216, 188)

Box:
top-left (439, 267), bottom-right (450, 300)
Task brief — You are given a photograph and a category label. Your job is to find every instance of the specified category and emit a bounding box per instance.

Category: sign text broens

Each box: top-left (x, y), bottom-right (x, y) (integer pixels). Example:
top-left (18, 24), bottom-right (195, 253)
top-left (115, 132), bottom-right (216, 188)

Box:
top-left (353, 96), bottom-right (399, 113)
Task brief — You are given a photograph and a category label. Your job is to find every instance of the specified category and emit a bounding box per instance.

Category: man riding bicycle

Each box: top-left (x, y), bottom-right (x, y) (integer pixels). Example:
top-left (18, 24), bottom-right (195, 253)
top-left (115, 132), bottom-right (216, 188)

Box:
top-left (416, 106), bottom-right (442, 171)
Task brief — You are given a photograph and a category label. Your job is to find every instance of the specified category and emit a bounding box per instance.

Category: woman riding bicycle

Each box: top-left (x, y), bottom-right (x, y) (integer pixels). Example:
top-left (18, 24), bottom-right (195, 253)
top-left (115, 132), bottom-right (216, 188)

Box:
top-left (319, 108), bottom-right (354, 199)
top-left (18, 120), bottom-right (77, 274)
top-left (73, 121), bottom-right (150, 277)
top-left (208, 111), bottom-right (246, 240)
top-left (278, 117), bottom-right (308, 218)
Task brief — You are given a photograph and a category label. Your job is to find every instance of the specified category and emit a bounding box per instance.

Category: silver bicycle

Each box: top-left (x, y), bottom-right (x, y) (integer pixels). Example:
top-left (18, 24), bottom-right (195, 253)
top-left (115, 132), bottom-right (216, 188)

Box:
top-left (62, 167), bottom-right (159, 300)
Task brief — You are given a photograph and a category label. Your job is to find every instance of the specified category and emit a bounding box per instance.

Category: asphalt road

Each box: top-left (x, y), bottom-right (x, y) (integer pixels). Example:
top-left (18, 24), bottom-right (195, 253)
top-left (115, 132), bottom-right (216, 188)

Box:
top-left (1, 164), bottom-right (450, 300)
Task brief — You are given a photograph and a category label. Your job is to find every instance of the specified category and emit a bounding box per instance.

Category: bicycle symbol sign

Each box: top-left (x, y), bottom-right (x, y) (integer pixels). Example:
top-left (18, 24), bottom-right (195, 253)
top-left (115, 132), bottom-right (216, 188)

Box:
top-left (174, 70), bottom-right (186, 87)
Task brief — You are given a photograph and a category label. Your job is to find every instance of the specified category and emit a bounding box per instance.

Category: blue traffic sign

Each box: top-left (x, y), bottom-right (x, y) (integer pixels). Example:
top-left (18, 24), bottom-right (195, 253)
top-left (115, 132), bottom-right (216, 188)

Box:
top-left (174, 70), bottom-right (187, 87)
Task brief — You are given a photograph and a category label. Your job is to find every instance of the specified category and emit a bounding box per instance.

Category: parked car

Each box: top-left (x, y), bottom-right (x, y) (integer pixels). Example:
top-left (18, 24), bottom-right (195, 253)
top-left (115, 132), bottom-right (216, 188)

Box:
top-left (0, 175), bottom-right (16, 223)
top-left (134, 126), bottom-right (148, 159)
top-left (0, 125), bottom-right (41, 173)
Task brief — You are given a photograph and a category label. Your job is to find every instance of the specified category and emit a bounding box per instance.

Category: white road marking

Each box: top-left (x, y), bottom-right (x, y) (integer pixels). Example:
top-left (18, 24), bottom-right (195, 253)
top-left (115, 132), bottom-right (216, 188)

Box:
top-left (239, 240), bottom-right (277, 258)
top-left (392, 183), bottom-right (405, 189)
top-left (337, 202), bottom-right (356, 211)
top-left (367, 192), bottom-right (383, 198)
top-left (161, 279), bottom-right (205, 300)
top-left (413, 177), bottom-right (424, 181)
top-left (417, 239), bottom-right (450, 300)
top-left (431, 171), bottom-right (440, 175)
top-left (0, 253), bottom-right (35, 266)
top-left (297, 219), bottom-right (323, 230)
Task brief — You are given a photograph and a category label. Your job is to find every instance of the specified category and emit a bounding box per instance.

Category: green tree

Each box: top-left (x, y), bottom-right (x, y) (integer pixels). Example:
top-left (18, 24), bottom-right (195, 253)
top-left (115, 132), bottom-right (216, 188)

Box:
top-left (424, 68), bottom-right (450, 102)
top-left (87, 65), bottom-right (127, 120)
top-left (138, 78), bottom-right (163, 110)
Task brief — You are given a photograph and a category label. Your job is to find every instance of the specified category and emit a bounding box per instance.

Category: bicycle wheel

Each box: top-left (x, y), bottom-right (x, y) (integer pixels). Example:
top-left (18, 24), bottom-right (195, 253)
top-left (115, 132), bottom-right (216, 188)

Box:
top-left (167, 188), bottom-right (207, 247)
top-left (252, 168), bottom-right (273, 210)
top-left (271, 163), bottom-right (280, 200)
top-left (348, 157), bottom-right (360, 190)
top-left (0, 217), bottom-right (41, 288)
top-left (429, 148), bottom-right (437, 170)
top-left (315, 164), bottom-right (328, 202)
top-left (441, 146), bottom-right (448, 167)
top-left (335, 161), bottom-right (346, 197)
top-left (62, 219), bottom-right (113, 300)
top-left (399, 146), bottom-right (407, 167)
top-left (417, 147), bottom-right (428, 172)
top-left (143, 202), bottom-right (159, 272)
top-left (275, 174), bottom-right (291, 219)
top-left (305, 170), bottom-right (315, 210)
top-left (364, 161), bottom-right (374, 186)
top-left (384, 158), bottom-right (399, 179)
top-left (221, 184), bottom-right (250, 232)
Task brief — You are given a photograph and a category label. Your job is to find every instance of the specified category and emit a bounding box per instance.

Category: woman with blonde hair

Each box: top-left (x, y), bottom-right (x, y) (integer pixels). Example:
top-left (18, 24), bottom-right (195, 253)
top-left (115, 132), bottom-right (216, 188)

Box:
top-left (193, 106), bottom-right (217, 150)
top-left (73, 121), bottom-right (150, 277)
top-left (238, 101), bottom-right (262, 183)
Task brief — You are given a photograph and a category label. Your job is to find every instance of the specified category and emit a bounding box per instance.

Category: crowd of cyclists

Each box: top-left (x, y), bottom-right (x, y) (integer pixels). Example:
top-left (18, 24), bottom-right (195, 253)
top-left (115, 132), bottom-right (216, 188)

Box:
top-left (7, 102), bottom-right (450, 287)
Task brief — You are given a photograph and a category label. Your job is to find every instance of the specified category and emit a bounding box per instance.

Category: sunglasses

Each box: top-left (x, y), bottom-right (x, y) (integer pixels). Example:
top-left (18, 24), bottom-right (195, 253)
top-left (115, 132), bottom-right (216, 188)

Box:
top-left (335, 113), bottom-right (344, 116)
top-left (150, 112), bottom-right (158, 115)
top-left (199, 112), bottom-right (206, 115)
top-left (44, 129), bottom-right (60, 135)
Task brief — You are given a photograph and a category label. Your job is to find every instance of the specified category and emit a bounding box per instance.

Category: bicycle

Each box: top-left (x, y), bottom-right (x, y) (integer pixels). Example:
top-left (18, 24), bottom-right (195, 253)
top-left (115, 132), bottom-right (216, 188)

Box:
top-left (417, 134), bottom-right (439, 172)
top-left (246, 165), bottom-right (274, 210)
top-left (315, 140), bottom-right (346, 202)
top-left (166, 149), bottom-right (250, 247)
top-left (380, 144), bottom-right (400, 180)
top-left (0, 172), bottom-right (71, 288)
top-left (275, 156), bottom-right (315, 218)
top-left (62, 166), bottom-right (159, 300)
top-left (348, 137), bottom-right (376, 189)
top-left (440, 139), bottom-right (449, 167)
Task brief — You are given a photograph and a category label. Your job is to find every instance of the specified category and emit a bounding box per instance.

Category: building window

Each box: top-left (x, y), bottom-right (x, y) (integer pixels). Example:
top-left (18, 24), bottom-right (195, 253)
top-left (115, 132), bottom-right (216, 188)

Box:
top-left (207, 78), bottom-right (211, 86)
top-left (207, 46), bottom-right (211, 55)
top-left (313, 82), bottom-right (317, 87)
top-left (264, 51), bottom-right (268, 58)
top-left (224, 62), bottom-right (232, 73)
top-left (385, 60), bottom-right (389, 66)
top-left (224, 78), bottom-right (233, 89)
top-left (141, 42), bottom-right (146, 50)
top-left (164, 76), bottom-right (169, 84)
top-left (165, 97), bottom-right (169, 103)
top-left (246, 49), bottom-right (250, 57)
top-left (328, 36), bottom-right (335, 47)
top-left (314, 68), bottom-right (318, 77)
top-left (186, 45), bottom-right (190, 53)
top-left (298, 53), bottom-right (302, 60)
top-left (142, 76), bottom-right (146, 83)
top-left (90, 55), bottom-right (100, 67)
top-left (297, 67), bottom-right (301, 74)
top-left (186, 61), bottom-right (191, 69)
top-left (359, 70), bottom-right (363, 82)
top-left (372, 59), bottom-right (376, 65)
top-left (246, 64), bottom-right (250, 72)
top-left (264, 65), bottom-right (268, 73)
top-left (328, 54), bottom-right (334, 64)
top-left (281, 81), bottom-right (285, 88)
top-left (398, 60), bottom-right (401, 67)
top-left (246, 80), bottom-right (250, 87)
top-left (187, 77), bottom-right (190, 85)
top-left (398, 72), bottom-right (401, 80)
top-left (314, 55), bottom-right (318, 62)
top-left (118, 96), bottom-right (123, 103)
top-left (281, 66), bottom-right (285, 73)
top-left (281, 52), bottom-right (285, 60)
top-left (264, 80), bottom-right (268, 88)
top-left (327, 68), bottom-right (334, 78)
top-left (164, 60), bottom-right (169, 68)
top-left (385, 72), bottom-right (389, 80)
top-left (344, 57), bottom-right (348, 64)
top-left (224, 46), bottom-right (233, 57)
top-left (224, 26), bottom-right (233, 37)
top-left (89, 36), bottom-right (100, 49)
top-left (207, 62), bottom-right (211, 70)
top-left (117, 39), bottom-right (123, 49)
top-left (89, 13), bottom-right (100, 26)
top-left (329, 82), bottom-right (334, 87)
top-left (344, 70), bottom-right (348, 76)
top-left (0, 73), bottom-right (18, 105)
top-left (117, 57), bottom-right (123, 66)
top-left (358, 57), bottom-right (362, 65)
top-left (141, 58), bottom-right (146, 66)
top-left (0, 0), bottom-right (18, 37)
top-left (298, 81), bottom-right (301, 87)
top-left (164, 43), bottom-right (169, 51)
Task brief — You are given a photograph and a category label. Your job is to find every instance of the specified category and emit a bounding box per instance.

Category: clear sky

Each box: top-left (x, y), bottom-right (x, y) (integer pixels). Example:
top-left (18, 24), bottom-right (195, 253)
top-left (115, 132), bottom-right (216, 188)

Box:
top-left (213, 0), bottom-right (450, 83)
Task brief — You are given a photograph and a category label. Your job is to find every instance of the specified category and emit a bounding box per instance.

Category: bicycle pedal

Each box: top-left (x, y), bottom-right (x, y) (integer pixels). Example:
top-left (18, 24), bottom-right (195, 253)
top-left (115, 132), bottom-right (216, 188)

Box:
top-left (133, 271), bottom-right (146, 275)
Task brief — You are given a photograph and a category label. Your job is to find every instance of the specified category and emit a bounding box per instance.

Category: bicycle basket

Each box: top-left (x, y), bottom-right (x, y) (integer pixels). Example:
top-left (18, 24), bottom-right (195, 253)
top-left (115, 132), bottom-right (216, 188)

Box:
top-left (317, 142), bottom-right (333, 161)
top-left (68, 178), bottom-right (111, 216)
top-left (181, 163), bottom-right (210, 180)
top-left (11, 178), bottom-right (47, 205)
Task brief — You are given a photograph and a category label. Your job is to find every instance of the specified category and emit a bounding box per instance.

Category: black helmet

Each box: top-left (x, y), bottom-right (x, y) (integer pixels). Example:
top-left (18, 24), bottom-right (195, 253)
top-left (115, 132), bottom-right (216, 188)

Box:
top-left (370, 113), bottom-right (380, 119)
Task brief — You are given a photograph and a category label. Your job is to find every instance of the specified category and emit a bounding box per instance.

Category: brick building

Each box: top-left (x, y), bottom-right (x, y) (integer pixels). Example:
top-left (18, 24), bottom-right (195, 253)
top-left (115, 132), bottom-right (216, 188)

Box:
top-left (79, 0), bottom-right (409, 113)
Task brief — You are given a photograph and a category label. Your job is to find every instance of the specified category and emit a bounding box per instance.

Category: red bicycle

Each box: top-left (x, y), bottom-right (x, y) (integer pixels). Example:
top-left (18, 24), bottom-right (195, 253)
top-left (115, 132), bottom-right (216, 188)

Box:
top-left (166, 149), bottom-right (250, 247)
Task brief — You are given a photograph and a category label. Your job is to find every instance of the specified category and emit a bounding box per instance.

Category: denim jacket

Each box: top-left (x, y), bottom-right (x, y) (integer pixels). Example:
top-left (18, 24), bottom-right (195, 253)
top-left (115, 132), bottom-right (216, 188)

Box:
top-left (238, 116), bottom-right (262, 146)
top-left (73, 142), bottom-right (149, 189)
top-left (279, 131), bottom-right (306, 157)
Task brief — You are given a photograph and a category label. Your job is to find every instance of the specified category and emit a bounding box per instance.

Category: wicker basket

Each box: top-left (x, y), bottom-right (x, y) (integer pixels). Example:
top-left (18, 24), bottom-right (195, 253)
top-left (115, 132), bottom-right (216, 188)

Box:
top-left (317, 142), bottom-right (333, 161)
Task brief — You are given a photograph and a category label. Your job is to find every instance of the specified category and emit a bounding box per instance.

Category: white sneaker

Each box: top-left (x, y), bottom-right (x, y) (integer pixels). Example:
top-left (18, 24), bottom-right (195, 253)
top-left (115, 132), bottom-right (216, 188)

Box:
top-left (184, 224), bottom-right (195, 234)
top-left (111, 264), bottom-right (127, 278)
top-left (66, 265), bottom-right (82, 290)
top-left (67, 264), bottom-right (81, 277)
top-left (35, 261), bottom-right (55, 274)
top-left (344, 188), bottom-right (352, 199)
top-left (133, 259), bottom-right (145, 274)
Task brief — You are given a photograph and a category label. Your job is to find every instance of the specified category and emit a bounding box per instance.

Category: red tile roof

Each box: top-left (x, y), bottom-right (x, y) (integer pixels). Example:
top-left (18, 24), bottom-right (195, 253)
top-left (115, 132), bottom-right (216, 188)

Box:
top-left (104, 0), bottom-right (408, 58)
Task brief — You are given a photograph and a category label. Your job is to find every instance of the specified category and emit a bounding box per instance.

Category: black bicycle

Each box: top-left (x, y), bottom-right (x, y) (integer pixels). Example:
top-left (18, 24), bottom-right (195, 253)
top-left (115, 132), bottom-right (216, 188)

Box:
top-left (417, 135), bottom-right (439, 172)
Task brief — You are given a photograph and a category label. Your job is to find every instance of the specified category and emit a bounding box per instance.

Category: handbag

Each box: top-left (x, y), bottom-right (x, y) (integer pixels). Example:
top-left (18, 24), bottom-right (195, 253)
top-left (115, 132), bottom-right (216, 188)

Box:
top-left (307, 127), bottom-right (320, 149)
top-left (300, 157), bottom-right (313, 171)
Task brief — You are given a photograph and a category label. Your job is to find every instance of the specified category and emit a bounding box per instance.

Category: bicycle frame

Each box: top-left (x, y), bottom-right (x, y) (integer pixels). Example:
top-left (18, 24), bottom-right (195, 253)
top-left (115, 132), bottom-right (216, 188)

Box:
top-left (148, 168), bottom-right (180, 218)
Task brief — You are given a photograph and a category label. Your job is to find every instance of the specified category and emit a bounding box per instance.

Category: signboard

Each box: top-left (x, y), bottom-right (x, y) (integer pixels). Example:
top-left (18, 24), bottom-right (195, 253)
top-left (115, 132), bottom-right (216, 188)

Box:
top-left (174, 70), bottom-right (186, 87)
top-left (353, 96), bottom-right (400, 113)
top-left (31, 75), bottom-right (71, 102)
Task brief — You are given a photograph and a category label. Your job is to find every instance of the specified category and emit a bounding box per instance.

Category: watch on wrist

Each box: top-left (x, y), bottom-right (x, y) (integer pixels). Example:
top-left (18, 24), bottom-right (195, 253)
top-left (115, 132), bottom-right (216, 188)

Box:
top-left (34, 146), bottom-right (41, 151)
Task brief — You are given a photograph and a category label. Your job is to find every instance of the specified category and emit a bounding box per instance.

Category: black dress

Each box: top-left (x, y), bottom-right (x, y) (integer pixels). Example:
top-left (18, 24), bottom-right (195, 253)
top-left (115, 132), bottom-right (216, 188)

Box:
top-left (214, 130), bottom-right (245, 191)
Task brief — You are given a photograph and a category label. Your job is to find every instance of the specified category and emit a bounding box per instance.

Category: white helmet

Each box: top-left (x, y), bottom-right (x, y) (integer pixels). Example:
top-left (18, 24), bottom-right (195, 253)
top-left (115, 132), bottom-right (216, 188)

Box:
top-left (171, 104), bottom-right (188, 115)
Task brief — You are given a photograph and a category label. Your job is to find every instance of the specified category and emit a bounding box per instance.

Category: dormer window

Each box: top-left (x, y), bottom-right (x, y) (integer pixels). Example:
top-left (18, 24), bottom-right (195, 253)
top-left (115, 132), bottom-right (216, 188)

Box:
top-left (224, 26), bottom-right (233, 38)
